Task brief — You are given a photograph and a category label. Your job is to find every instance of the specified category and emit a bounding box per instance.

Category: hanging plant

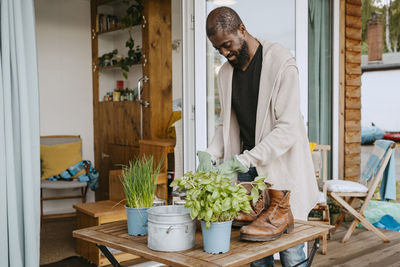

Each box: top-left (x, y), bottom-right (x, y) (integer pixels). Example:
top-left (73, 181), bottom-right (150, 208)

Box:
top-left (98, 1), bottom-right (144, 79)
top-left (113, 34), bottom-right (142, 79)
top-left (118, 0), bottom-right (144, 79)
top-left (121, 0), bottom-right (144, 29)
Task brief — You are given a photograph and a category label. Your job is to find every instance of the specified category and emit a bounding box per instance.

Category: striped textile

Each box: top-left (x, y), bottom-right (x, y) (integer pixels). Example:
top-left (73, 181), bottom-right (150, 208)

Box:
top-left (361, 140), bottom-right (394, 181)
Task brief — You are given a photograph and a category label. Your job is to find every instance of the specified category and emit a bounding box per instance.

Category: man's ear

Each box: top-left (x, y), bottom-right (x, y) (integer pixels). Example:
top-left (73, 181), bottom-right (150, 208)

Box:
top-left (238, 24), bottom-right (246, 35)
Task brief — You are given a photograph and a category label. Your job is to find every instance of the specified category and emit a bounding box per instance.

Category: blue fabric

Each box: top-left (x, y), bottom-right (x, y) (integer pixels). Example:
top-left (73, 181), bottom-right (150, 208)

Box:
top-left (250, 243), bottom-right (306, 267)
top-left (0, 0), bottom-right (41, 266)
top-left (357, 200), bottom-right (400, 229)
top-left (373, 215), bottom-right (400, 231)
top-left (47, 160), bottom-right (99, 191)
top-left (361, 140), bottom-right (396, 201)
top-left (379, 150), bottom-right (397, 201)
top-left (361, 126), bottom-right (384, 145)
top-left (239, 169), bottom-right (306, 267)
top-left (361, 140), bottom-right (392, 180)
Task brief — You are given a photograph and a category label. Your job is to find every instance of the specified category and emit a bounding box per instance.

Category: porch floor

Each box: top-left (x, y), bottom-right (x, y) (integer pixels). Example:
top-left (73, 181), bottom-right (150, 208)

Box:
top-left (310, 223), bottom-right (400, 267)
top-left (41, 218), bottom-right (400, 266)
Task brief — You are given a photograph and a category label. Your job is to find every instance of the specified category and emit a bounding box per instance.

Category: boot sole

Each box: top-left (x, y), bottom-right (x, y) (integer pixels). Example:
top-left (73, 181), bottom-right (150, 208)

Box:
top-left (232, 221), bottom-right (251, 228)
top-left (240, 224), bottom-right (294, 242)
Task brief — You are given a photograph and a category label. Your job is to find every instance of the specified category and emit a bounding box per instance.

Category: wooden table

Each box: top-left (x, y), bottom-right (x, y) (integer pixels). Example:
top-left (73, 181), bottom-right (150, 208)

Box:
top-left (73, 220), bottom-right (332, 267)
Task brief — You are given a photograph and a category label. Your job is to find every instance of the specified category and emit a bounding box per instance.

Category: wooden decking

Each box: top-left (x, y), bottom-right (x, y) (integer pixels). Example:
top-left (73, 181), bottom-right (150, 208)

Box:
top-left (311, 222), bottom-right (400, 267)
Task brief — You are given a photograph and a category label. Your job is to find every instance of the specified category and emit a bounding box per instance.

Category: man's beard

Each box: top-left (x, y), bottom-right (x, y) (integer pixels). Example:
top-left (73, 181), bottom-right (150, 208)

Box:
top-left (227, 40), bottom-right (250, 69)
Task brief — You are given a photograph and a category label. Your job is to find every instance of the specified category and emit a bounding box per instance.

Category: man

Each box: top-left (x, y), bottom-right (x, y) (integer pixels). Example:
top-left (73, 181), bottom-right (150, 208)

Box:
top-left (198, 7), bottom-right (320, 267)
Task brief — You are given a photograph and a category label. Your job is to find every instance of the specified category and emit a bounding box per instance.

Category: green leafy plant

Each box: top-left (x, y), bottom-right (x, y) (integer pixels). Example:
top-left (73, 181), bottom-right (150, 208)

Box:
top-left (327, 197), bottom-right (341, 214)
top-left (121, 155), bottom-right (162, 208)
top-left (121, 0), bottom-right (144, 30)
top-left (170, 171), bottom-right (267, 229)
top-left (114, 36), bottom-right (142, 79)
top-left (98, 1), bottom-right (143, 79)
top-left (98, 49), bottom-right (118, 67)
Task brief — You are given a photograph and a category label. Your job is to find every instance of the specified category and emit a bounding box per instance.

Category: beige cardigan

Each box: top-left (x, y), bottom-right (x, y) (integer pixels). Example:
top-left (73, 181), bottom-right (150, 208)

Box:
top-left (206, 40), bottom-right (319, 220)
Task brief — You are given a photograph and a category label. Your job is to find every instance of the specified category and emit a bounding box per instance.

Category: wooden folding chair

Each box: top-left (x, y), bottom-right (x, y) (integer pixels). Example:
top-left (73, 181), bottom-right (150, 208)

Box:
top-left (40, 135), bottom-right (88, 224)
top-left (309, 144), bottom-right (331, 254)
top-left (327, 142), bottom-right (396, 243)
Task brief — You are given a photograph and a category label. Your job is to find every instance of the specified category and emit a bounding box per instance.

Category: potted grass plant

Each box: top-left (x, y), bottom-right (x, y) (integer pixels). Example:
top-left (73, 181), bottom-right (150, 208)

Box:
top-left (171, 171), bottom-right (267, 254)
top-left (121, 155), bottom-right (161, 236)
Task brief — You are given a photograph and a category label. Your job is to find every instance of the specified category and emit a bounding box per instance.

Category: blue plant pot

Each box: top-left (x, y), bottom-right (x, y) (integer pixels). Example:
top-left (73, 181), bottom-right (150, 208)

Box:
top-left (200, 220), bottom-right (232, 254)
top-left (125, 206), bottom-right (149, 236)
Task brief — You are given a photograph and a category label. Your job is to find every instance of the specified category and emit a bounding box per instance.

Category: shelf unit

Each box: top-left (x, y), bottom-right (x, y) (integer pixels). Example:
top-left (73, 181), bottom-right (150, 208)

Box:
top-left (91, 0), bottom-right (172, 201)
top-left (85, 1), bottom-right (173, 263)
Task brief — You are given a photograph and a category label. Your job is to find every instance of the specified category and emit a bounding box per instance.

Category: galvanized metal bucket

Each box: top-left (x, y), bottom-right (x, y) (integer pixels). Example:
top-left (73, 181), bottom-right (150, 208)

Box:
top-left (147, 205), bottom-right (195, 252)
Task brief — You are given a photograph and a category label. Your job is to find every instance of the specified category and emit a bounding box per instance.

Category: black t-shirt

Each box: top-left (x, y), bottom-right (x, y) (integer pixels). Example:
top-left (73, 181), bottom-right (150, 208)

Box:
top-left (231, 44), bottom-right (262, 152)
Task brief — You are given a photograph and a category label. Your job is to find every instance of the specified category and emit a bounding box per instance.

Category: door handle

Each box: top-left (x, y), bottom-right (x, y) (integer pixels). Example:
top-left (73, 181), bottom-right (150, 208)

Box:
top-left (101, 152), bottom-right (110, 159)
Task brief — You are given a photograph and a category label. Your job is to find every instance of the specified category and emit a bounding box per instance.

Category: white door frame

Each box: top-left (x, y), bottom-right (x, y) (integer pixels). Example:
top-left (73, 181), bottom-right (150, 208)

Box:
top-left (296, 0), bottom-right (309, 125)
top-left (332, 0), bottom-right (340, 180)
top-left (182, 0), bottom-right (196, 173)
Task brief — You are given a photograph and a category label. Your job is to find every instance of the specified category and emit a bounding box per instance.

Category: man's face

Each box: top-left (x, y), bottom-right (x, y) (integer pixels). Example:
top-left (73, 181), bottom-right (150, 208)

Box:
top-left (208, 30), bottom-right (249, 69)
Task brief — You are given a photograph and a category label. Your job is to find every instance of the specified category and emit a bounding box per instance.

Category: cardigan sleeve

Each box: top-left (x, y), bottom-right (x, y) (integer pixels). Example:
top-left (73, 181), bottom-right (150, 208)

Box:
top-left (237, 64), bottom-right (301, 167)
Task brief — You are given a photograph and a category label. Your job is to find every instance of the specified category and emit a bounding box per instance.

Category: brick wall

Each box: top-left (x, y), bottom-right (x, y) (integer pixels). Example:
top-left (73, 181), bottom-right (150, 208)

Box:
top-left (367, 14), bottom-right (383, 62)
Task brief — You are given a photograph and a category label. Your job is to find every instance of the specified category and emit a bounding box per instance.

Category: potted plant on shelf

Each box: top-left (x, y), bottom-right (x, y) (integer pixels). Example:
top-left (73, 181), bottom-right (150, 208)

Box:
top-left (171, 171), bottom-right (267, 254)
top-left (121, 155), bottom-right (161, 236)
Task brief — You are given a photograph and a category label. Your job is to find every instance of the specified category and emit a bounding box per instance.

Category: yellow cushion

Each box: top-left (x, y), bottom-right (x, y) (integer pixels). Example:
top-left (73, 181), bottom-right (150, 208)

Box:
top-left (166, 111), bottom-right (182, 139)
top-left (40, 141), bottom-right (82, 180)
top-left (309, 142), bottom-right (317, 153)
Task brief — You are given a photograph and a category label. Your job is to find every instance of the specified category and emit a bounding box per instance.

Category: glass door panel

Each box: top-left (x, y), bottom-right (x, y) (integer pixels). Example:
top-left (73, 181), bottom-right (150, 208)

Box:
top-left (205, 0), bottom-right (296, 144)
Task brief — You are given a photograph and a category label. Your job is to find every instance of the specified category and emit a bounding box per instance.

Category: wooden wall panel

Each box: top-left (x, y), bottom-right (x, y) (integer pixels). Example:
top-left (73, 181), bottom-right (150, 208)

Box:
top-left (346, 27), bottom-right (362, 40)
top-left (345, 165), bottom-right (361, 180)
top-left (346, 0), bottom-right (362, 5)
top-left (345, 97), bottom-right (361, 109)
top-left (345, 86), bottom-right (361, 97)
top-left (346, 3), bottom-right (362, 17)
top-left (345, 143), bottom-right (362, 154)
top-left (345, 131), bottom-right (361, 143)
top-left (346, 15), bottom-right (362, 29)
top-left (346, 39), bottom-right (362, 52)
top-left (342, 0), bottom-right (362, 180)
top-left (345, 120), bottom-right (361, 132)
top-left (346, 51), bottom-right (362, 63)
top-left (345, 63), bottom-right (361, 75)
top-left (143, 0), bottom-right (172, 140)
top-left (345, 153), bottom-right (361, 165)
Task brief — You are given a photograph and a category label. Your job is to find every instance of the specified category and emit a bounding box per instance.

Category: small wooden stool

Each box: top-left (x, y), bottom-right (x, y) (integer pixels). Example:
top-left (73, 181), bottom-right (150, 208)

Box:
top-left (74, 170), bottom-right (138, 266)
top-left (74, 200), bottom-right (139, 266)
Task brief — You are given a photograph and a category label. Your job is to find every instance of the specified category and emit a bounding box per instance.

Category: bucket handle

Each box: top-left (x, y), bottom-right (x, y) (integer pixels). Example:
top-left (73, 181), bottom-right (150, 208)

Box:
top-left (166, 225), bottom-right (189, 234)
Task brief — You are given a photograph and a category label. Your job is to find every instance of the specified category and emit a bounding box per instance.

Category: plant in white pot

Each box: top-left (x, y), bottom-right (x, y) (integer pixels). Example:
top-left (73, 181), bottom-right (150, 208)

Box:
top-left (170, 171), bottom-right (267, 254)
top-left (121, 155), bottom-right (161, 236)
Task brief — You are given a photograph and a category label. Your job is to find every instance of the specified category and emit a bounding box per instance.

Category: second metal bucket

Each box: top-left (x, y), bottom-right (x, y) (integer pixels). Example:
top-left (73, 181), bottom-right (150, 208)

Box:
top-left (147, 205), bottom-right (195, 252)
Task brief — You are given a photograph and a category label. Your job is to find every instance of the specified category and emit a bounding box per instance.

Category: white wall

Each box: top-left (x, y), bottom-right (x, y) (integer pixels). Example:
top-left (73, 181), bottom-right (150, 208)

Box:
top-left (361, 69), bottom-right (400, 131)
top-left (35, 0), bottom-right (95, 214)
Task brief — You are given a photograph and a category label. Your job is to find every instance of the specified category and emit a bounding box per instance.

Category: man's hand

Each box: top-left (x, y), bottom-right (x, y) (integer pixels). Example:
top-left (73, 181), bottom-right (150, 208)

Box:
top-left (197, 151), bottom-right (214, 172)
top-left (214, 155), bottom-right (249, 182)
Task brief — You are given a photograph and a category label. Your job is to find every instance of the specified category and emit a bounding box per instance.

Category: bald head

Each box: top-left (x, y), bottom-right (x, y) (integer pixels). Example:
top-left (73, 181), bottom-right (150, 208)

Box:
top-left (206, 7), bottom-right (243, 37)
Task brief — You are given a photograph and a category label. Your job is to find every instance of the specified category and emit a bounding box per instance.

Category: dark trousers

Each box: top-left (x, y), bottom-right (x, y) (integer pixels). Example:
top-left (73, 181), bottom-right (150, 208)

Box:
top-left (238, 168), bottom-right (306, 267)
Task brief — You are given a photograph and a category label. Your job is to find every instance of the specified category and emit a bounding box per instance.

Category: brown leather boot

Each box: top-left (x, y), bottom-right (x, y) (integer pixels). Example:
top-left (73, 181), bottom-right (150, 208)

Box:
top-left (232, 183), bottom-right (269, 227)
top-left (240, 189), bottom-right (294, 241)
